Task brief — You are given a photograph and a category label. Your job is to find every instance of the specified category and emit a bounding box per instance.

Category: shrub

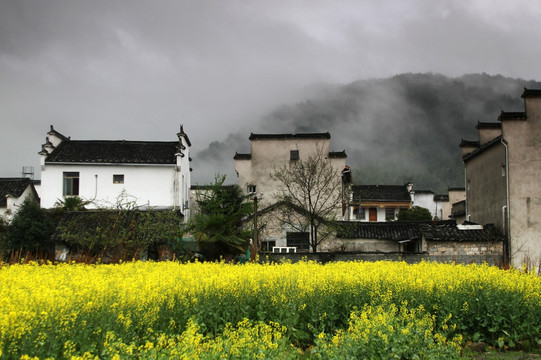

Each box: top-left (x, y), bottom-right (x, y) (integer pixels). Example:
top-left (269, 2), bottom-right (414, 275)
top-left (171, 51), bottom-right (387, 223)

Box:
top-left (56, 209), bottom-right (182, 261)
top-left (4, 198), bottom-right (55, 258)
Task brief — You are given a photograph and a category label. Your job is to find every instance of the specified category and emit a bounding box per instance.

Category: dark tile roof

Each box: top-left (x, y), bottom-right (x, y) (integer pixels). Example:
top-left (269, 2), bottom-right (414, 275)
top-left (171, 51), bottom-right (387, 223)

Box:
top-left (328, 151), bottom-right (347, 158)
top-left (415, 190), bottom-right (434, 194)
top-left (0, 178), bottom-right (35, 207)
top-left (462, 135), bottom-right (502, 163)
top-left (191, 185), bottom-right (238, 191)
top-left (476, 121), bottom-right (501, 129)
top-left (351, 185), bottom-right (411, 202)
top-left (521, 88), bottom-right (541, 98)
top-left (233, 153), bottom-right (252, 160)
top-left (419, 223), bottom-right (503, 242)
top-left (249, 132), bottom-right (331, 140)
top-left (234, 151), bottom-right (346, 160)
top-left (337, 220), bottom-right (503, 243)
top-left (498, 111), bottom-right (527, 121)
top-left (459, 139), bottom-right (480, 148)
top-left (45, 140), bottom-right (180, 164)
top-left (434, 194), bottom-right (449, 202)
top-left (448, 187), bottom-right (465, 191)
top-left (337, 221), bottom-right (421, 240)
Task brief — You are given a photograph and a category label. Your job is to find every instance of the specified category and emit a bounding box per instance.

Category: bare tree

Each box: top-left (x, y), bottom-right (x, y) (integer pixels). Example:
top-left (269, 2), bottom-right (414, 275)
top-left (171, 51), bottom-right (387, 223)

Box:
top-left (271, 147), bottom-right (346, 252)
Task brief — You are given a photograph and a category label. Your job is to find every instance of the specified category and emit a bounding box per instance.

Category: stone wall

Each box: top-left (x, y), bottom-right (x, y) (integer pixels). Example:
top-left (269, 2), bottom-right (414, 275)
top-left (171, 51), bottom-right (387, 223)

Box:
top-left (427, 241), bottom-right (503, 256)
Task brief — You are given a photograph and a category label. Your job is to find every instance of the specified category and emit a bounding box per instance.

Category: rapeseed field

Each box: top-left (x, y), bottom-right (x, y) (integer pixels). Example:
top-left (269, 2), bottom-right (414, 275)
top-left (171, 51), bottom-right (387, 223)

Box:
top-left (1, 260), bottom-right (539, 359)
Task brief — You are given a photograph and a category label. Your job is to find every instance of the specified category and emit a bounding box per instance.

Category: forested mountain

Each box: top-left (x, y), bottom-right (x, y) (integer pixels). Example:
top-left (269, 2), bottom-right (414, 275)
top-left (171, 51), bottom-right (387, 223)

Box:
top-left (195, 73), bottom-right (541, 193)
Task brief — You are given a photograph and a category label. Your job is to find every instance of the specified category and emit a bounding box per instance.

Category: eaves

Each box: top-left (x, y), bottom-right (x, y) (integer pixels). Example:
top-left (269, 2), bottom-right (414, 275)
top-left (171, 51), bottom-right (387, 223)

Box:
top-left (44, 162), bottom-right (176, 167)
top-left (462, 136), bottom-right (503, 163)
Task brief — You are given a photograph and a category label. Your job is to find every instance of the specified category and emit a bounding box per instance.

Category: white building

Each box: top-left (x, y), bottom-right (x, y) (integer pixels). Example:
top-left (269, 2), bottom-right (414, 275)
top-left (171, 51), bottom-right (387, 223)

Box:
top-left (38, 125), bottom-right (192, 217)
top-left (0, 178), bottom-right (40, 219)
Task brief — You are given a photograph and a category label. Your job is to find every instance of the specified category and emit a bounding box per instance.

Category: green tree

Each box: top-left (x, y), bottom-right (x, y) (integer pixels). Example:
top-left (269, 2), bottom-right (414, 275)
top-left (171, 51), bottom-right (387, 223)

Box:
top-left (56, 191), bottom-right (182, 262)
top-left (4, 198), bottom-right (56, 257)
top-left (397, 206), bottom-right (432, 222)
top-left (0, 215), bottom-right (8, 256)
top-left (188, 175), bottom-right (253, 261)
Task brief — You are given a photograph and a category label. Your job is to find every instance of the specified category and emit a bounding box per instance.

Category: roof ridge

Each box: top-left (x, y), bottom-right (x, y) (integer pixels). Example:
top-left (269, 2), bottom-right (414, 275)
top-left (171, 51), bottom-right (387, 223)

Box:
top-left (63, 139), bottom-right (179, 144)
top-left (249, 132), bottom-right (331, 140)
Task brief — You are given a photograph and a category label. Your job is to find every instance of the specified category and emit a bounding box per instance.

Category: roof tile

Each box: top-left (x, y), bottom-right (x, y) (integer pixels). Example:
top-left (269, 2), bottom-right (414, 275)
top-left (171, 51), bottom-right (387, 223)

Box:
top-left (351, 185), bottom-right (411, 202)
top-left (45, 140), bottom-right (179, 164)
top-left (0, 178), bottom-right (34, 207)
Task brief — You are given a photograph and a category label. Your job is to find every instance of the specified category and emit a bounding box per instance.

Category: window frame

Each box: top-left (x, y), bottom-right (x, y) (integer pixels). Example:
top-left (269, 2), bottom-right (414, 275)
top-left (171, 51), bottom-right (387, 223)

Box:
top-left (286, 232), bottom-right (310, 251)
top-left (290, 150), bottom-right (299, 161)
top-left (63, 172), bottom-right (80, 196)
top-left (260, 240), bottom-right (276, 252)
top-left (385, 207), bottom-right (396, 220)
top-left (113, 174), bottom-right (125, 184)
top-left (352, 206), bottom-right (366, 220)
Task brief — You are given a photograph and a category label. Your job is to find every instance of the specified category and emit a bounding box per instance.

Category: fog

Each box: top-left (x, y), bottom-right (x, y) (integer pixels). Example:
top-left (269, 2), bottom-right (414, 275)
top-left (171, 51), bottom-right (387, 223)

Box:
top-left (2, 1), bottom-right (541, 190)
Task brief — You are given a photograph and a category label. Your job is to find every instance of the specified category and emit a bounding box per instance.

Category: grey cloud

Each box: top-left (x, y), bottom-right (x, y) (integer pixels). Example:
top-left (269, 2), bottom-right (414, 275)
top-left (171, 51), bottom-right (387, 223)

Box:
top-left (2, 1), bottom-right (541, 184)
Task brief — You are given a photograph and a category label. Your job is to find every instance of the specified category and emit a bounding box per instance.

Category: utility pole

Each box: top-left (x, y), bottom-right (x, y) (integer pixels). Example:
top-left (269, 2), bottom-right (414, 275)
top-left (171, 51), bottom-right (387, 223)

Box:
top-left (341, 166), bottom-right (351, 221)
top-left (253, 195), bottom-right (259, 250)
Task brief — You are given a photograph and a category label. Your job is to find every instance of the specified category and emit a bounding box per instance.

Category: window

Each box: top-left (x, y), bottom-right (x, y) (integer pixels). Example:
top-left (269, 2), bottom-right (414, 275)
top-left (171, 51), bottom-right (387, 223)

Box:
top-left (261, 241), bottom-right (276, 252)
top-left (385, 207), bottom-right (396, 220)
top-left (286, 232), bottom-right (310, 251)
top-left (290, 150), bottom-right (299, 161)
top-left (63, 172), bottom-right (80, 196)
top-left (352, 206), bottom-right (365, 220)
top-left (247, 184), bottom-right (256, 194)
top-left (113, 174), bottom-right (124, 184)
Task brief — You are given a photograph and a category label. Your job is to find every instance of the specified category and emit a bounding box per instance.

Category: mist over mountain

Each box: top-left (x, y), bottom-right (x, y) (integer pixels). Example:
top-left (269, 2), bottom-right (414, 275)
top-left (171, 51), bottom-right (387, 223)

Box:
top-left (193, 73), bottom-right (541, 193)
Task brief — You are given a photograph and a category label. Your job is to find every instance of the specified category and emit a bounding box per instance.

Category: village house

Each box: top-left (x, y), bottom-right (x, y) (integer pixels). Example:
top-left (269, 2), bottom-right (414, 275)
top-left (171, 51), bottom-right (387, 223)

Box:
top-left (347, 184), bottom-right (412, 222)
top-left (234, 132), bottom-right (347, 252)
top-left (444, 187), bottom-right (466, 221)
top-left (38, 125), bottom-right (192, 216)
top-left (345, 183), bottom-right (463, 222)
top-left (0, 178), bottom-right (40, 219)
top-left (410, 188), bottom-right (465, 221)
top-left (460, 89), bottom-right (541, 267)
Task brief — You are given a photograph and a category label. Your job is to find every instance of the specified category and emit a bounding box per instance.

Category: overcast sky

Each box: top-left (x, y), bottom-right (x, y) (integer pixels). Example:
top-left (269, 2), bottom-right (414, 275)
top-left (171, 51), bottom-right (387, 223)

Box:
top-left (2, 0), bottom-right (541, 182)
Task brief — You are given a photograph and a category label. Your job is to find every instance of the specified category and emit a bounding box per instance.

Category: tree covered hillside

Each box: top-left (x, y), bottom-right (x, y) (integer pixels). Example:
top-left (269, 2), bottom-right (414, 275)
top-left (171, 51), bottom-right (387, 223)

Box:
top-left (260, 73), bottom-right (541, 192)
top-left (195, 73), bottom-right (541, 193)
